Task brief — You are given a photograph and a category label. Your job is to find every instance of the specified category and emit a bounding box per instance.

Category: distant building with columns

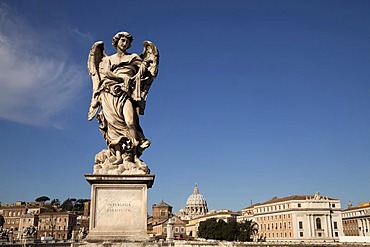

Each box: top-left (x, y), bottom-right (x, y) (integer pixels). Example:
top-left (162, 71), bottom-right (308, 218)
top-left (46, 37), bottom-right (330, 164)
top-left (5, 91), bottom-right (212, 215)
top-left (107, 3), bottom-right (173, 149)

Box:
top-left (241, 192), bottom-right (343, 242)
top-left (342, 202), bottom-right (370, 236)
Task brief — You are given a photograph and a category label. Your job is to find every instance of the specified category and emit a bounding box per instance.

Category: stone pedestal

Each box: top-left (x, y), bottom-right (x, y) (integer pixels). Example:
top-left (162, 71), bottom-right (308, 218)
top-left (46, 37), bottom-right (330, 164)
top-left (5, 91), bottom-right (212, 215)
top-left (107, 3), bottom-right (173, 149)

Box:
top-left (84, 174), bottom-right (155, 243)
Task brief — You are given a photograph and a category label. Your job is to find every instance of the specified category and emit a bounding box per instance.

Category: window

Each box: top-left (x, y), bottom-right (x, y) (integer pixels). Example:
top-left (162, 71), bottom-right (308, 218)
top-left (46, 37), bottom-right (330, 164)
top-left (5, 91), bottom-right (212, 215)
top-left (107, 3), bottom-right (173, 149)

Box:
top-left (335, 232), bottom-right (338, 237)
top-left (299, 221), bottom-right (303, 229)
top-left (160, 211), bottom-right (166, 217)
top-left (334, 222), bottom-right (338, 230)
top-left (300, 232), bottom-right (303, 237)
top-left (298, 203), bottom-right (301, 208)
top-left (175, 227), bottom-right (179, 233)
top-left (316, 218), bottom-right (322, 230)
top-left (318, 232), bottom-right (322, 237)
top-left (181, 227), bottom-right (185, 232)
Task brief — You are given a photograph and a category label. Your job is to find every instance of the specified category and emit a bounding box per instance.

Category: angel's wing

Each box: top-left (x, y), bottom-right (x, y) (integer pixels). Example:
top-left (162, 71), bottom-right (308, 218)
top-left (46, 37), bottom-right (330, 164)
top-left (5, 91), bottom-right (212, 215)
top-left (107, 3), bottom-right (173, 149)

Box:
top-left (87, 41), bottom-right (106, 120)
top-left (137, 41), bottom-right (159, 115)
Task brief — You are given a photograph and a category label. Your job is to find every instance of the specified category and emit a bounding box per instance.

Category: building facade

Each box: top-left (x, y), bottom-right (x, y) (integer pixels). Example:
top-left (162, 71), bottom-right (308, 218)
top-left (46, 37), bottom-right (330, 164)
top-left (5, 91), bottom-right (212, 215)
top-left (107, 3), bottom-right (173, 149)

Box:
top-left (342, 202), bottom-right (370, 236)
top-left (38, 212), bottom-right (77, 240)
top-left (152, 200), bottom-right (173, 225)
top-left (152, 215), bottom-right (187, 240)
top-left (244, 192), bottom-right (343, 242)
top-left (1, 202), bottom-right (28, 239)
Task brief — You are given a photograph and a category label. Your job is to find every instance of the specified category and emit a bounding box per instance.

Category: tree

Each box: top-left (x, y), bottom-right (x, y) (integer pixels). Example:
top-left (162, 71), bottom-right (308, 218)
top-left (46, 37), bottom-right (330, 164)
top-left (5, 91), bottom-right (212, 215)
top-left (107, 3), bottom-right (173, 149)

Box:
top-left (51, 198), bottom-right (61, 207)
top-left (35, 196), bottom-right (50, 203)
top-left (61, 198), bottom-right (89, 213)
top-left (223, 221), bottom-right (239, 241)
top-left (238, 220), bottom-right (258, 242)
top-left (198, 218), bottom-right (218, 239)
top-left (61, 198), bottom-right (76, 211)
top-left (198, 218), bottom-right (258, 242)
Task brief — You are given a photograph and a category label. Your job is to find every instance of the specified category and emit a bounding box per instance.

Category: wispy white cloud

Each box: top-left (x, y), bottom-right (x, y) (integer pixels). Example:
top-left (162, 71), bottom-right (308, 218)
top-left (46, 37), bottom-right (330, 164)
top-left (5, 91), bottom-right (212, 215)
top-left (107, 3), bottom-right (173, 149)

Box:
top-left (0, 3), bottom-right (86, 127)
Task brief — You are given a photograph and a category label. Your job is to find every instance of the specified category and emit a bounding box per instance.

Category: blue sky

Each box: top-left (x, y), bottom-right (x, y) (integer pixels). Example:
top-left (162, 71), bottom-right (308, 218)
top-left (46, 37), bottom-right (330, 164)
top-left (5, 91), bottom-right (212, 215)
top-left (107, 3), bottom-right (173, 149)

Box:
top-left (0, 0), bottom-right (369, 213)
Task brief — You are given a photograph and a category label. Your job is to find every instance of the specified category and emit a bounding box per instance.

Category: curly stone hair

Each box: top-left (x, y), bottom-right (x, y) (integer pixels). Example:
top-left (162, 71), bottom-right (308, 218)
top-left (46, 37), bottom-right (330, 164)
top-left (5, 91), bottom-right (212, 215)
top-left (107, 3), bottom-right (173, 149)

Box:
top-left (112, 31), bottom-right (133, 49)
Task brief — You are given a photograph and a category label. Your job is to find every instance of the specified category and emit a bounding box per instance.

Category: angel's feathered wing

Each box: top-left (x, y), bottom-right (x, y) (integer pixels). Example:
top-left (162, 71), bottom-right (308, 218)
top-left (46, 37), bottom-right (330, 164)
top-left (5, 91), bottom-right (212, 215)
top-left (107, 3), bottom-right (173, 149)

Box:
top-left (137, 40), bottom-right (159, 115)
top-left (87, 41), bottom-right (106, 121)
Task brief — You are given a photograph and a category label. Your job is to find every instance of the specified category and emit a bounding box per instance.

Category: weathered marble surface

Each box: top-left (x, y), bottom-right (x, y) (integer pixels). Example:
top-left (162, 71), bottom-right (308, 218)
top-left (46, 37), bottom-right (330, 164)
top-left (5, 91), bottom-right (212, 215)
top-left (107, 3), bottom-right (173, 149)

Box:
top-left (87, 31), bottom-right (159, 175)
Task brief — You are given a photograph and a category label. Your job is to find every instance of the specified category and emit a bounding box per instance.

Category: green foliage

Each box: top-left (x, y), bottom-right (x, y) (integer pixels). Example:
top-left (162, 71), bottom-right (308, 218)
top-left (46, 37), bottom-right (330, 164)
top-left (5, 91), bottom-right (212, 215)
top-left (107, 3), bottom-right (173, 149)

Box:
top-left (238, 220), bottom-right (258, 241)
top-left (35, 196), bottom-right (50, 202)
top-left (198, 218), bottom-right (258, 242)
top-left (51, 198), bottom-right (61, 206)
top-left (61, 198), bottom-right (89, 214)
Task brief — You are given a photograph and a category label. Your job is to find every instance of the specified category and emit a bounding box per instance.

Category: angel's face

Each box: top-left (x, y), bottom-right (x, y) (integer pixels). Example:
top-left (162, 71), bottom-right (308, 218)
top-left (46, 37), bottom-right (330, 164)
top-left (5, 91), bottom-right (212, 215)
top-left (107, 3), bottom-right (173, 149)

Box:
top-left (117, 36), bottom-right (131, 52)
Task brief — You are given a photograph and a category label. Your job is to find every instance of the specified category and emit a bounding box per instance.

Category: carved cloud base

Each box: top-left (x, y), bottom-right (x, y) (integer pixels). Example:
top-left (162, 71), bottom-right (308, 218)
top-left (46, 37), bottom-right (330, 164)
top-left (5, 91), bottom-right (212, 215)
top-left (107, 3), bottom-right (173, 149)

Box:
top-left (84, 174), bottom-right (155, 243)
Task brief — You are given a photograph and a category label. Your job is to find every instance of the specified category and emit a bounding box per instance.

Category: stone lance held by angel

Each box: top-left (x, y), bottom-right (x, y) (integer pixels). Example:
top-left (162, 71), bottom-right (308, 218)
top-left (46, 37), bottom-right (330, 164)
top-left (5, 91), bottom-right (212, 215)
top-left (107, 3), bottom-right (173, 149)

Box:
top-left (87, 31), bottom-right (159, 175)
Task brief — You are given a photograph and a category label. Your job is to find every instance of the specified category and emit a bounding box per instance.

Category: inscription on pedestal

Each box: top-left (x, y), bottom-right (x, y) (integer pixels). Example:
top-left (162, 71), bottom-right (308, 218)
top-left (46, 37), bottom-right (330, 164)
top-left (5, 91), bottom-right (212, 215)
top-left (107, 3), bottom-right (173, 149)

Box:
top-left (92, 185), bottom-right (146, 233)
top-left (106, 202), bottom-right (132, 212)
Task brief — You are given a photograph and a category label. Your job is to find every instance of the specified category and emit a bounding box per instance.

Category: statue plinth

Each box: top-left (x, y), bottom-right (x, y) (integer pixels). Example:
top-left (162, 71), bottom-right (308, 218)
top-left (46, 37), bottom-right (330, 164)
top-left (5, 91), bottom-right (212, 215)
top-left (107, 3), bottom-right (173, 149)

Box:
top-left (84, 174), bottom-right (155, 243)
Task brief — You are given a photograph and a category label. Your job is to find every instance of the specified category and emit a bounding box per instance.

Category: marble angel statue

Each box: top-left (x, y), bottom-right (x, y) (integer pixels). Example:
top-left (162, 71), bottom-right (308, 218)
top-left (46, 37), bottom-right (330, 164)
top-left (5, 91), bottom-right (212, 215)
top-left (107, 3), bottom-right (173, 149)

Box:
top-left (87, 31), bottom-right (159, 175)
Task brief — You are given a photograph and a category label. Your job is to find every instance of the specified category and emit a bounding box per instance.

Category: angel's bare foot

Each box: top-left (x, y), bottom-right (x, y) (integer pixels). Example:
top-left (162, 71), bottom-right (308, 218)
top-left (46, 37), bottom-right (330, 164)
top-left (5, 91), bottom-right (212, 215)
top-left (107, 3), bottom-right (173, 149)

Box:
top-left (112, 156), bottom-right (123, 165)
top-left (111, 147), bottom-right (123, 165)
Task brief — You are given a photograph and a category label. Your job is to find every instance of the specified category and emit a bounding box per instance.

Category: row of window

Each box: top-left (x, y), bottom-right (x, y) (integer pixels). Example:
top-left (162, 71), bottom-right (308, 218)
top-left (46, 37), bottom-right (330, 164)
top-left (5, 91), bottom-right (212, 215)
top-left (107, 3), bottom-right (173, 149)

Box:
top-left (40, 225), bottom-right (67, 230)
top-left (298, 219), bottom-right (338, 230)
top-left (299, 231), bottom-right (339, 237)
top-left (162, 227), bottom-right (185, 233)
top-left (39, 217), bottom-right (68, 223)
top-left (256, 204), bottom-right (291, 213)
top-left (263, 232), bottom-right (293, 238)
top-left (260, 221), bottom-right (291, 231)
top-left (6, 219), bottom-right (19, 224)
top-left (256, 214), bottom-right (291, 221)
top-left (4, 211), bottom-right (21, 217)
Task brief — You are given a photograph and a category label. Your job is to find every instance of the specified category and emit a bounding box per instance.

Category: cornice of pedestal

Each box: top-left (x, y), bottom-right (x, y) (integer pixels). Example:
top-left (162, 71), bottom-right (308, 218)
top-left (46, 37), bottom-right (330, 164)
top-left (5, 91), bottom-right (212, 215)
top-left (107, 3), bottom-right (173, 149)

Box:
top-left (84, 174), bottom-right (155, 188)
